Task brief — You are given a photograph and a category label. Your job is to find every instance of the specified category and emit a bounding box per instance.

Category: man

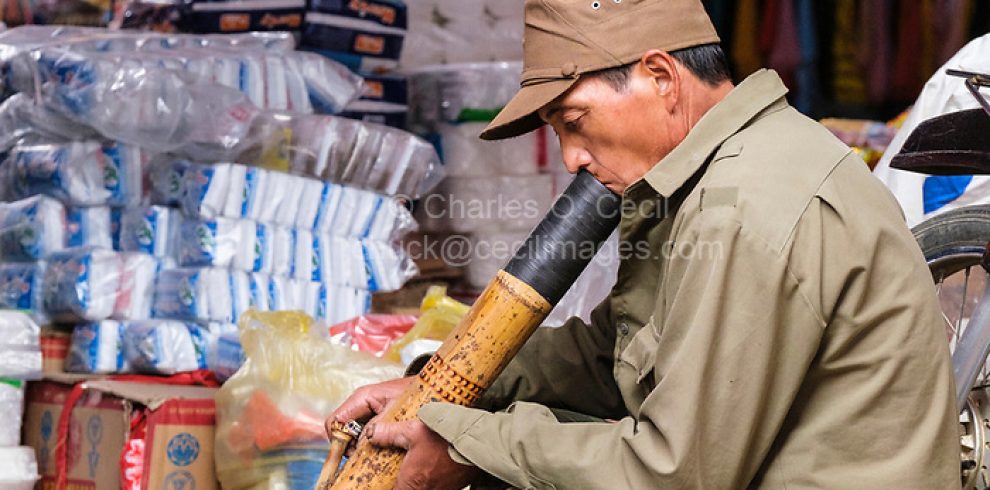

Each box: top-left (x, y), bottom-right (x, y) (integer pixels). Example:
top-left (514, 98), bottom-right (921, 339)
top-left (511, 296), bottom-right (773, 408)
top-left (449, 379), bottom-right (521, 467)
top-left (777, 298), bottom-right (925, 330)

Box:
top-left (330, 0), bottom-right (960, 488)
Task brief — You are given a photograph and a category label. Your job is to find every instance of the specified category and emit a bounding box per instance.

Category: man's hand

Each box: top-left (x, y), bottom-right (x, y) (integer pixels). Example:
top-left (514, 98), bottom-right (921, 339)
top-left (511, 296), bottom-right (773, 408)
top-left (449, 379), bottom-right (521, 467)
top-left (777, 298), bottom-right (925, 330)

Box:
top-left (328, 376), bottom-right (413, 426)
top-left (365, 419), bottom-right (480, 490)
top-left (326, 376), bottom-right (413, 457)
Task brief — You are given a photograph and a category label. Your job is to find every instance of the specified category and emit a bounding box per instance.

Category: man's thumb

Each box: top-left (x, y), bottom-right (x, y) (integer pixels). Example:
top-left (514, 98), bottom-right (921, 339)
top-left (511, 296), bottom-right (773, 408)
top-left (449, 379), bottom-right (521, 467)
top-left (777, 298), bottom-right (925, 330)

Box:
top-left (366, 421), bottom-right (416, 450)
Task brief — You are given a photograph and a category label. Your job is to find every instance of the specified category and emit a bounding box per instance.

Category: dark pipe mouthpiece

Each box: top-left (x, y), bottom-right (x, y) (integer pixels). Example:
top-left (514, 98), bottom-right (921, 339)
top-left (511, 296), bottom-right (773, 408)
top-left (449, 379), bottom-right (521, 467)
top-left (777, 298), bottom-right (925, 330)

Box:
top-left (504, 170), bottom-right (621, 305)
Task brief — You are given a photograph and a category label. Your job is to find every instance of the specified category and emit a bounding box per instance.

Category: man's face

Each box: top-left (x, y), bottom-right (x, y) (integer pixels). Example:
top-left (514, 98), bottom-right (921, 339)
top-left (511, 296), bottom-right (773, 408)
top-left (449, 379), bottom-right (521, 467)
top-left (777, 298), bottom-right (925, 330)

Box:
top-left (539, 62), bottom-right (688, 195)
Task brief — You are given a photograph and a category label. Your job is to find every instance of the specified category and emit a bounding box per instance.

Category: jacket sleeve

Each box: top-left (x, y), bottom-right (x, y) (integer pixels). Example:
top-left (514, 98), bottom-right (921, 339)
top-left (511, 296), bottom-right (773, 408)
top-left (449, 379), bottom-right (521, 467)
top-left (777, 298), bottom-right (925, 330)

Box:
top-left (418, 205), bottom-right (827, 489)
top-left (475, 296), bottom-right (627, 420)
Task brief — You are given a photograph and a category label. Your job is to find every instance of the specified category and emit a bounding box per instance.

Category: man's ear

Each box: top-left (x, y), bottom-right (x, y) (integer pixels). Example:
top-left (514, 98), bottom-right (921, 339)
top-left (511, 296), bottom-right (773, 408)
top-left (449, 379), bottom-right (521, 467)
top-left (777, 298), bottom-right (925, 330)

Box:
top-left (638, 49), bottom-right (680, 113)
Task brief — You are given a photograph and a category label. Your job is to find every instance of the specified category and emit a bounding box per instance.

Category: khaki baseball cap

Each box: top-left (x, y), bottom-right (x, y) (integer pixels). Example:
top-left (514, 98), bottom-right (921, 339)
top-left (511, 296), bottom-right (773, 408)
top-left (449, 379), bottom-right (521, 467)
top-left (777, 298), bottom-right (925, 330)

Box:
top-left (481, 0), bottom-right (719, 141)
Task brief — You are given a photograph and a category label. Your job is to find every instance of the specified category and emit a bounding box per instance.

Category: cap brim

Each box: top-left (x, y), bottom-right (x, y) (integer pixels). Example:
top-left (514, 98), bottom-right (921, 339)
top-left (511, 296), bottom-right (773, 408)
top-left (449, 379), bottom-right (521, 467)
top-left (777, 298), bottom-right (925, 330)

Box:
top-left (480, 77), bottom-right (580, 141)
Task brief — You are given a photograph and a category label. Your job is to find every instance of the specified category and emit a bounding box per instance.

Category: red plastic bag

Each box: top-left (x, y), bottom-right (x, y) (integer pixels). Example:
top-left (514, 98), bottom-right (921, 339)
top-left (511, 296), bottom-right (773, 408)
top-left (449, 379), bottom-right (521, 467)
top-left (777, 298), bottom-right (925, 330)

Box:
top-left (327, 315), bottom-right (417, 357)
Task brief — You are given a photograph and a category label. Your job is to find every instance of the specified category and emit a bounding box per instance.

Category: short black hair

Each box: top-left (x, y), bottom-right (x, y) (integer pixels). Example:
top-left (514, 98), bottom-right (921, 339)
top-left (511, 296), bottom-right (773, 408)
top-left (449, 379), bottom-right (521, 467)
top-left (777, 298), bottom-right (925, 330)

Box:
top-left (590, 43), bottom-right (732, 91)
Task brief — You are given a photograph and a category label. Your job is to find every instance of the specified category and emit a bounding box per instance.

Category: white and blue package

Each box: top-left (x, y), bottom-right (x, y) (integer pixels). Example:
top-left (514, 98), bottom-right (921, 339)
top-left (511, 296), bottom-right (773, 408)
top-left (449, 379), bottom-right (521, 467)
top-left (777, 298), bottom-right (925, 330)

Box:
top-left (250, 222), bottom-right (274, 274)
top-left (0, 195), bottom-right (66, 262)
top-left (264, 55), bottom-right (290, 111)
top-left (149, 159), bottom-right (192, 207)
top-left (339, 99), bottom-right (407, 129)
top-left (230, 270), bottom-right (251, 321)
top-left (119, 206), bottom-right (180, 259)
top-left (276, 174), bottom-right (307, 226)
top-left (258, 171), bottom-right (290, 224)
top-left (122, 320), bottom-right (207, 375)
top-left (295, 179), bottom-right (326, 230)
top-left (183, 163), bottom-right (232, 220)
top-left (282, 54), bottom-right (313, 114)
top-left (113, 252), bottom-right (159, 321)
top-left (208, 331), bottom-right (243, 382)
top-left (269, 276), bottom-right (307, 312)
top-left (366, 195), bottom-right (415, 242)
top-left (270, 226), bottom-right (294, 277)
top-left (41, 248), bottom-right (121, 322)
top-left (248, 273), bottom-right (270, 312)
top-left (362, 239), bottom-right (416, 292)
top-left (151, 268), bottom-right (210, 322)
top-left (177, 217), bottom-right (250, 269)
top-left (66, 321), bottom-right (127, 374)
top-left (0, 262), bottom-right (43, 313)
top-left (222, 165), bottom-right (268, 221)
top-left (99, 142), bottom-right (143, 207)
top-left (66, 207), bottom-right (112, 250)
top-left (303, 281), bottom-right (321, 319)
top-left (290, 50), bottom-right (365, 114)
top-left (292, 228), bottom-right (317, 282)
top-left (314, 182), bottom-right (343, 232)
top-left (4, 140), bottom-right (110, 206)
top-left (317, 284), bottom-right (371, 324)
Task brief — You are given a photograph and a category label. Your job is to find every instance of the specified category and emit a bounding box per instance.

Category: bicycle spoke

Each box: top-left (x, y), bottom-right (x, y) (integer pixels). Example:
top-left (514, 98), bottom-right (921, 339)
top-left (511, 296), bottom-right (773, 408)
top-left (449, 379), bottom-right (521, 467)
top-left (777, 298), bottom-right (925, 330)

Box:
top-left (959, 266), bottom-right (972, 341)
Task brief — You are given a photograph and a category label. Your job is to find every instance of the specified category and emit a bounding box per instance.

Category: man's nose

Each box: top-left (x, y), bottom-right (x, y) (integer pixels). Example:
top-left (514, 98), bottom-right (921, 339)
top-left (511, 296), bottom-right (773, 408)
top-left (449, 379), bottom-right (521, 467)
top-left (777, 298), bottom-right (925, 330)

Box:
top-left (562, 146), bottom-right (592, 174)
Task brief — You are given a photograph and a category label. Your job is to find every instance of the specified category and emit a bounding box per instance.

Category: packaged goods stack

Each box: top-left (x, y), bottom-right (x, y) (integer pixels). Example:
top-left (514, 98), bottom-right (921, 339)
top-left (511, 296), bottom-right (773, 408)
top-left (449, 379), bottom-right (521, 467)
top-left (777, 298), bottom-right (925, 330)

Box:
top-left (302, 0), bottom-right (410, 128)
top-left (112, 0), bottom-right (305, 33)
top-left (0, 26), bottom-right (434, 380)
top-left (0, 24), bottom-right (438, 490)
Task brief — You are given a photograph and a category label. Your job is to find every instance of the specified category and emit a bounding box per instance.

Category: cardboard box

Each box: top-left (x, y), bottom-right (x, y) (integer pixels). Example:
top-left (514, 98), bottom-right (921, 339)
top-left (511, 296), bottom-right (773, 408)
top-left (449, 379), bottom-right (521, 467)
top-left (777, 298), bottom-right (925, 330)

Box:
top-left (22, 378), bottom-right (218, 490)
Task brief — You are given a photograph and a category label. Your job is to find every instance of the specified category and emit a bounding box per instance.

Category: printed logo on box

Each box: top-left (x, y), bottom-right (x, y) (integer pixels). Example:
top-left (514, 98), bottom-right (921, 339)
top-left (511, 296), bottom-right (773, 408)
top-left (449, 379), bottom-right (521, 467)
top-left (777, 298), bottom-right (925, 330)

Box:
top-left (166, 433), bottom-right (200, 467)
top-left (219, 14), bottom-right (250, 31)
top-left (165, 470), bottom-right (196, 490)
top-left (86, 415), bottom-right (102, 478)
top-left (354, 34), bottom-right (386, 55)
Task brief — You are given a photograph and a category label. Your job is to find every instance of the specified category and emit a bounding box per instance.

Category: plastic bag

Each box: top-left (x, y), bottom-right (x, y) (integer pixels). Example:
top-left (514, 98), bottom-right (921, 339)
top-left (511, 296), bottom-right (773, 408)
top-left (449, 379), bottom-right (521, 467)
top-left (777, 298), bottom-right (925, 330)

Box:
top-left (215, 311), bottom-right (403, 490)
top-left (122, 320), bottom-right (209, 375)
top-left (267, 113), bottom-right (445, 199)
top-left (65, 321), bottom-right (128, 374)
top-left (327, 314), bottom-right (417, 357)
top-left (0, 264), bottom-right (45, 321)
top-left (0, 195), bottom-right (66, 262)
top-left (0, 380), bottom-right (25, 446)
top-left (40, 247), bottom-right (121, 323)
top-left (0, 310), bottom-right (41, 379)
top-left (385, 286), bottom-right (468, 365)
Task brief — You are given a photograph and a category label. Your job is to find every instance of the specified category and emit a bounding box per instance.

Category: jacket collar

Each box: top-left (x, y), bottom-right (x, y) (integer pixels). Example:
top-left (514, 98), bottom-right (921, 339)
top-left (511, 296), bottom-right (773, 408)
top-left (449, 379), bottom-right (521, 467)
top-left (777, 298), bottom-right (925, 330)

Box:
top-left (637, 69), bottom-right (790, 198)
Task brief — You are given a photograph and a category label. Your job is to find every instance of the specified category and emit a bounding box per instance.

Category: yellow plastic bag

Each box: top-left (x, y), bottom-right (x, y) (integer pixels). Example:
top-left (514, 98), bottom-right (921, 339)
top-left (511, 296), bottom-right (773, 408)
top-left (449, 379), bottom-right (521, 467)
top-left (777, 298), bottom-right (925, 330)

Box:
top-left (215, 311), bottom-right (403, 490)
top-left (385, 286), bottom-right (470, 364)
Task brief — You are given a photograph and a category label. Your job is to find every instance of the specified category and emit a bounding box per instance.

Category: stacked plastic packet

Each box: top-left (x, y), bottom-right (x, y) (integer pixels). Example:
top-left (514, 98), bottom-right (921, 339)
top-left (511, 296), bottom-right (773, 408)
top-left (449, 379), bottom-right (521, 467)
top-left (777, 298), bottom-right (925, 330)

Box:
top-left (278, 113), bottom-right (444, 198)
top-left (340, 72), bottom-right (409, 129)
top-left (0, 311), bottom-right (42, 488)
top-left (130, 160), bottom-right (417, 328)
top-left (302, 0), bottom-right (408, 74)
top-left (0, 25), bottom-right (363, 115)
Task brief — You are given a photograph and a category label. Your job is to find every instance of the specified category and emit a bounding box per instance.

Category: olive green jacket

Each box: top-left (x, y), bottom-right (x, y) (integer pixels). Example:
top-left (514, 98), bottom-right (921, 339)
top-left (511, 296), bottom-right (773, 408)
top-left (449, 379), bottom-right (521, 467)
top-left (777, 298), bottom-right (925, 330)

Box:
top-left (418, 70), bottom-right (959, 489)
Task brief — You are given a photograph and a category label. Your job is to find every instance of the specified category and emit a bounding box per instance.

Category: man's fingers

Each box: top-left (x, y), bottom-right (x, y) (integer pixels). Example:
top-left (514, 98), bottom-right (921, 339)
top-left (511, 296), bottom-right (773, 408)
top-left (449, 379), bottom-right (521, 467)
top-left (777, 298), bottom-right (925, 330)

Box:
top-left (366, 420), bottom-right (422, 450)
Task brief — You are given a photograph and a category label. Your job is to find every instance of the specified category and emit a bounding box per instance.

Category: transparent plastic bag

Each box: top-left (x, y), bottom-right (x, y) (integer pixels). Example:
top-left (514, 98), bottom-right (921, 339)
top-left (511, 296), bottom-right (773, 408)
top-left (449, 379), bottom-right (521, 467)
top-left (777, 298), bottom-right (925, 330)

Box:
top-left (0, 380), bottom-right (25, 446)
top-left (152, 267), bottom-right (231, 323)
top-left (122, 320), bottom-right (209, 375)
top-left (215, 310), bottom-right (403, 490)
top-left (0, 195), bottom-right (66, 262)
top-left (0, 311), bottom-right (41, 379)
top-left (385, 286), bottom-right (469, 365)
top-left (119, 206), bottom-right (182, 259)
top-left (0, 264), bottom-right (45, 322)
top-left (266, 113), bottom-right (445, 198)
top-left (40, 247), bottom-right (122, 323)
top-left (65, 320), bottom-right (128, 374)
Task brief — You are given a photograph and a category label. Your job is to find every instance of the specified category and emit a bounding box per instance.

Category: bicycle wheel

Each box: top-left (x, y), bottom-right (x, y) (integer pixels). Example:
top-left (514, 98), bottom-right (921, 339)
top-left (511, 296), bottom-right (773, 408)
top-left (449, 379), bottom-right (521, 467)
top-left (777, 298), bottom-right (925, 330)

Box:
top-left (914, 204), bottom-right (990, 490)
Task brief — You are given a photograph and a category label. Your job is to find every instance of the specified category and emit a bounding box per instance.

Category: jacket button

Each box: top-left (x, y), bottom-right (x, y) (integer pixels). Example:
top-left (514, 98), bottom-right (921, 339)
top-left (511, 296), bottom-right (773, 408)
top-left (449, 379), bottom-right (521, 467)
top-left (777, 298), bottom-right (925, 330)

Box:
top-left (618, 322), bottom-right (629, 336)
top-left (561, 62), bottom-right (578, 77)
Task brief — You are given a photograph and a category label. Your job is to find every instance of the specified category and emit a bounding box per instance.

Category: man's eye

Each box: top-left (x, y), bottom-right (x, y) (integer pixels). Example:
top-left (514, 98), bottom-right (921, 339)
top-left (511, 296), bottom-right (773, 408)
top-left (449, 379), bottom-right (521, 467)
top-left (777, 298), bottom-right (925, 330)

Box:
top-left (564, 116), bottom-right (583, 130)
